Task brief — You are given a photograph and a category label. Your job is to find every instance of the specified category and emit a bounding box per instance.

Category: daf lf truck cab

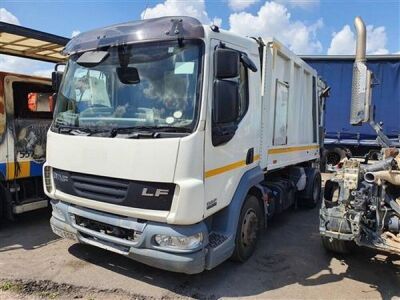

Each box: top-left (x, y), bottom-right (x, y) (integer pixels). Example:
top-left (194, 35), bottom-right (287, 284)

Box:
top-left (0, 22), bottom-right (68, 220)
top-left (46, 16), bottom-right (327, 273)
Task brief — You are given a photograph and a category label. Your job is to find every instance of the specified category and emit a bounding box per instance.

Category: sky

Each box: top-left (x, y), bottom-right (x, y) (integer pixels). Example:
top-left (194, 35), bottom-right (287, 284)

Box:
top-left (0, 0), bottom-right (399, 77)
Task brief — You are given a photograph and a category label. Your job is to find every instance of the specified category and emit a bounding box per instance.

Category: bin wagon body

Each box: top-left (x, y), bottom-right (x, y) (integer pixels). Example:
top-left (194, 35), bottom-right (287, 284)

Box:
top-left (303, 55), bottom-right (400, 165)
top-left (0, 72), bottom-right (54, 218)
top-left (45, 16), bottom-right (325, 273)
top-left (0, 21), bottom-right (68, 219)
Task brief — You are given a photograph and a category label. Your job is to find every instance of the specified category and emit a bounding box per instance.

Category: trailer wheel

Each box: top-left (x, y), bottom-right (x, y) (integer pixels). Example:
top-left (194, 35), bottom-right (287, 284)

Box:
top-left (300, 169), bottom-right (321, 208)
top-left (321, 236), bottom-right (354, 254)
top-left (231, 195), bottom-right (263, 262)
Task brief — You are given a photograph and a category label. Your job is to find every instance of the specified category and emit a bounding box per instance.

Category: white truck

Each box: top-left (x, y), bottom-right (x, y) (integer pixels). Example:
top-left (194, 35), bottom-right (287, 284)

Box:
top-left (45, 16), bottom-right (327, 273)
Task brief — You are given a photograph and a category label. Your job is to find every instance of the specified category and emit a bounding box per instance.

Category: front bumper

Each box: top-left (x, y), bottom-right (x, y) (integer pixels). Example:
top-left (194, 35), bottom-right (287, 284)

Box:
top-left (50, 200), bottom-right (208, 274)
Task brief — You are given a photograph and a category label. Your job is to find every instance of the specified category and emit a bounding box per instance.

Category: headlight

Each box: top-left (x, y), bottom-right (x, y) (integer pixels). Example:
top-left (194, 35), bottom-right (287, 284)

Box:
top-left (154, 233), bottom-right (203, 250)
top-left (44, 166), bottom-right (53, 193)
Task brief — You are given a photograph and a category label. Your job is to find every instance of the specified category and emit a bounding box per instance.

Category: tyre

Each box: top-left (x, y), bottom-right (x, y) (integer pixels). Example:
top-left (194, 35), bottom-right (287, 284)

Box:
top-left (300, 169), bottom-right (321, 209)
top-left (321, 236), bottom-right (354, 254)
top-left (231, 195), bottom-right (263, 262)
top-left (326, 147), bottom-right (346, 167)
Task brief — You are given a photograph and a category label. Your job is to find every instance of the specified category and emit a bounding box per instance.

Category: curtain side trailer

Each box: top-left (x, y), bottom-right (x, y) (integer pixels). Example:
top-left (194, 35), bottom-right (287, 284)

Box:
top-left (45, 16), bottom-right (327, 273)
top-left (303, 55), bottom-right (400, 167)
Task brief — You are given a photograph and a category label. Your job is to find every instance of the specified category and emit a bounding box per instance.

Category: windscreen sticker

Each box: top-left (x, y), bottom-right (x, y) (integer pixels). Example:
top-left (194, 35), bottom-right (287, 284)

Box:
top-left (166, 116), bottom-right (175, 124)
top-left (173, 111), bottom-right (183, 119)
top-left (174, 62), bottom-right (195, 74)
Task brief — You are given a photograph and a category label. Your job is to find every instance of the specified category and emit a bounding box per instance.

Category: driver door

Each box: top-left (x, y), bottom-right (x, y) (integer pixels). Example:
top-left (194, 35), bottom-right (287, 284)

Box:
top-left (203, 39), bottom-right (261, 217)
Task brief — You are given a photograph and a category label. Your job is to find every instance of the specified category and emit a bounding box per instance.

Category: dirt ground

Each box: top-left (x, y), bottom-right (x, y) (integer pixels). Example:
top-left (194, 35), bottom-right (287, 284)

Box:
top-left (1, 175), bottom-right (399, 299)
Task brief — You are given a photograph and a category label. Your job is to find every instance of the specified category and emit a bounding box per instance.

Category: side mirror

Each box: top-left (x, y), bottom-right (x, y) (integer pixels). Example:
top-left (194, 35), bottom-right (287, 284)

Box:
top-left (212, 80), bottom-right (239, 146)
top-left (320, 86), bottom-right (331, 98)
top-left (52, 63), bottom-right (65, 92)
top-left (213, 80), bottom-right (239, 123)
top-left (52, 71), bottom-right (63, 92)
top-left (117, 67), bottom-right (140, 84)
top-left (215, 48), bottom-right (240, 79)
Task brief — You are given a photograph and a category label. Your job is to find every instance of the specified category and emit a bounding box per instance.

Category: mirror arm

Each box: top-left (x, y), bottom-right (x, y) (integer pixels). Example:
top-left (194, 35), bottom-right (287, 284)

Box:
top-left (240, 53), bottom-right (258, 72)
top-left (216, 43), bottom-right (258, 73)
top-left (54, 63), bottom-right (66, 72)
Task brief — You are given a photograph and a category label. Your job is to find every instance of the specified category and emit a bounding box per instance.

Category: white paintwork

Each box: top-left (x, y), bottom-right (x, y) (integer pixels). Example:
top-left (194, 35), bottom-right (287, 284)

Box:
top-left (260, 39), bottom-right (320, 170)
top-left (45, 26), bottom-right (322, 225)
top-left (203, 36), bottom-right (261, 218)
top-left (47, 130), bottom-right (180, 182)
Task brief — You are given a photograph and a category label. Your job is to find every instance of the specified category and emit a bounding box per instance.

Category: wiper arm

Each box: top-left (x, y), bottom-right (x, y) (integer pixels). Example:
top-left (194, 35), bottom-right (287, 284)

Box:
top-left (55, 125), bottom-right (107, 136)
top-left (110, 126), bottom-right (192, 137)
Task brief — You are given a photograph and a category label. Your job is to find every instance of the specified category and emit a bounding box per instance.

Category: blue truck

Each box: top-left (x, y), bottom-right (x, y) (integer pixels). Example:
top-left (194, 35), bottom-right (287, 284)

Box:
top-left (303, 55), bottom-right (400, 166)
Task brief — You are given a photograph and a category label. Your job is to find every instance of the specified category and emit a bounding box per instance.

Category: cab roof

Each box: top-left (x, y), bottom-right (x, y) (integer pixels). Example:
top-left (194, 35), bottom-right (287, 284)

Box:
top-left (0, 21), bottom-right (69, 63)
top-left (63, 16), bottom-right (205, 55)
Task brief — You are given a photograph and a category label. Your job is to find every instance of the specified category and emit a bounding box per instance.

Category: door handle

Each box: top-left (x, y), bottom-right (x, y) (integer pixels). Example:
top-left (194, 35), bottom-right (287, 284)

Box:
top-left (246, 148), bottom-right (254, 165)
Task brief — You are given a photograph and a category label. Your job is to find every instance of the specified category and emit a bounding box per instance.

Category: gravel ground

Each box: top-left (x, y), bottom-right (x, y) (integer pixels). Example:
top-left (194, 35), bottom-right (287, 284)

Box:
top-left (1, 174), bottom-right (399, 299)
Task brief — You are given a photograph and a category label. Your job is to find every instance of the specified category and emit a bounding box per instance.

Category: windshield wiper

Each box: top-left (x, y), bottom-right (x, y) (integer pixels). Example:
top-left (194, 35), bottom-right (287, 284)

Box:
top-left (110, 126), bottom-right (192, 138)
top-left (55, 125), bottom-right (108, 136)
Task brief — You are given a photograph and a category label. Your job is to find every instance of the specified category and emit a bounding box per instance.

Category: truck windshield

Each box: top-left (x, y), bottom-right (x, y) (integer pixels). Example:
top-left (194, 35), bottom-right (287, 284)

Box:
top-left (53, 40), bottom-right (203, 135)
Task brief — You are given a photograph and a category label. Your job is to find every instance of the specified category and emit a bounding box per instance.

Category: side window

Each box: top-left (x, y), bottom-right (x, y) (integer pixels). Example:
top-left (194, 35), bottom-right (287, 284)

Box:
top-left (28, 92), bottom-right (54, 112)
top-left (238, 63), bottom-right (249, 121)
top-left (12, 82), bottom-right (54, 119)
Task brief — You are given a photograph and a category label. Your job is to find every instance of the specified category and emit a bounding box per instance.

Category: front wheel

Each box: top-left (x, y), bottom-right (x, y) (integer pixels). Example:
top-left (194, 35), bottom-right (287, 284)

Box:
top-left (231, 195), bottom-right (263, 262)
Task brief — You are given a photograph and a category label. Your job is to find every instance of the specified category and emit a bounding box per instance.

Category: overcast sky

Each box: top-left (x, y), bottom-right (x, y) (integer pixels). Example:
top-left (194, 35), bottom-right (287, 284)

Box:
top-left (1, 0), bottom-right (399, 77)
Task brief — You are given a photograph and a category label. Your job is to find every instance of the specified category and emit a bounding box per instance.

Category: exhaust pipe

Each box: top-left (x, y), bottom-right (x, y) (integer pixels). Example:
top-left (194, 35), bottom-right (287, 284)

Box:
top-left (354, 16), bottom-right (366, 63)
top-left (364, 170), bottom-right (400, 186)
top-left (350, 16), bottom-right (371, 125)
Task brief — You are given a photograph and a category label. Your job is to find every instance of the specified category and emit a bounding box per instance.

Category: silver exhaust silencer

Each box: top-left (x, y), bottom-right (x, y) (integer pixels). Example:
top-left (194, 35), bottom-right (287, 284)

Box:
top-left (350, 16), bottom-right (372, 125)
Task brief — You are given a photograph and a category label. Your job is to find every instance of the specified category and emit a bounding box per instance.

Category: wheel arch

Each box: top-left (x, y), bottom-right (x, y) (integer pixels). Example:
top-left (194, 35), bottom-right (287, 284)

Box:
top-left (205, 166), bottom-right (265, 270)
top-left (209, 166), bottom-right (264, 235)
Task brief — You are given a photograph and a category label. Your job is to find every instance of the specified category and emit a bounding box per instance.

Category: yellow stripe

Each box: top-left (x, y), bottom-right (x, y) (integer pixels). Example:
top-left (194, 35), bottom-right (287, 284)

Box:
top-left (6, 161), bottom-right (30, 180)
top-left (205, 154), bottom-right (261, 179)
top-left (268, 144), bottom-right (319, 155)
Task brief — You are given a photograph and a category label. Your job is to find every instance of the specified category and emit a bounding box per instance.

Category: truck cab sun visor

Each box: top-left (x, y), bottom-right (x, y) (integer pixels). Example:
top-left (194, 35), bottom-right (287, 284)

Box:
top-left (64, 16), bottom-right (205, 56)
top-left (76, 51), bottom-right (109, 67)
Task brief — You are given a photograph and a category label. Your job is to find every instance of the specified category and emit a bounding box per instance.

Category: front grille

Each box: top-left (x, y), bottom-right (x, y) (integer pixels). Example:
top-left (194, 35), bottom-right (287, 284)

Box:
top-left (74, 214), bottom-right (139, 242)
top-left (71, 173), bottom-right (129, 202)
top-left (53, 169), bottom-right (175, 211)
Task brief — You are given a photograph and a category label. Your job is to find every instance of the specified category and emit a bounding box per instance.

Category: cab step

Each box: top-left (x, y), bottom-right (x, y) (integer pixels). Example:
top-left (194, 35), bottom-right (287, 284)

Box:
top-left (13, 199), bottom-right (48, 214)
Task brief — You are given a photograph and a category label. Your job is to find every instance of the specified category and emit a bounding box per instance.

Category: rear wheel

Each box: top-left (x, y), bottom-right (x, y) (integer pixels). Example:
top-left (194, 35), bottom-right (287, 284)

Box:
top-left (231, 195), bottom-right (263, 262)
top-left (321, 236), bottom-right (354, 254)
